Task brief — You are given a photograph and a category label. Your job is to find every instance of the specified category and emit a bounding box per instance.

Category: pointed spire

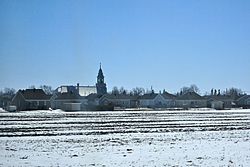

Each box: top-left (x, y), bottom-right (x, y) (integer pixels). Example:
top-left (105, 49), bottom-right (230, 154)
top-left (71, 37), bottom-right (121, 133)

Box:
top-left (97, 63), bottom-right (104, 83)
top-left (96, 63), bottom-right (107, 95)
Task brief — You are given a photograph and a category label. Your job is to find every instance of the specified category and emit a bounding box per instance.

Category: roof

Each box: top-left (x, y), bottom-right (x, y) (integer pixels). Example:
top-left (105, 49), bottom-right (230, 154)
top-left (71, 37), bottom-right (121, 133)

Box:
top-left (161, 92), bottom-right (176, 99)
top-left (102, 94), bottom-right (138, 100)
top-left (19, 89), bottom-right (51, 100)
top-left (140, 93), bottom-right (158, 100)
top-left (97, 64), bottom-right (104, 78)
top-left (56, 85), bottom-right (97, 96)
top-left (55, 92), bottom-right (81, 100)
top-left (204, 95), bottom-right (235, 101)
top-left (211, 100), bottom-right (224, 104)
top-left (237, 95), bottom-right (250, 102)
top-left (86, 93), bottom-right (102, 100)
top-left (176, 92), bottom-right (204, 100)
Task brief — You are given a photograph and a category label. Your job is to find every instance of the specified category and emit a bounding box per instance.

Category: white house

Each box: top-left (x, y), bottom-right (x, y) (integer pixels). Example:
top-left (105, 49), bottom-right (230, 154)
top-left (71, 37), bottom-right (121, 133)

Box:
top-left (139, 93), bottom-right (158, 108)
top-left (175, 92), bottom-right (207, 108)
top-left (139, 93), bottom-right (176, 108)
top-left (161, 92), bottom-right (176, 108)
top-left (51, 92), bottom-right (88, 111)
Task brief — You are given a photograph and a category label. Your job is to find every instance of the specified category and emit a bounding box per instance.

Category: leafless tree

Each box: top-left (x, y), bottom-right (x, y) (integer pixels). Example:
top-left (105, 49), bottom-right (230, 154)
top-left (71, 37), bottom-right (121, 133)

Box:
top-left (130, 87), bottom-right (145, 96)
top-left (39, 85), bottom-right (54, 95)
top-left (179, 84), bottom-right (200, 95)
top-left (3, 88), bottom-right (16, 97)
top-left (190, 84), bottom-right (200, 93)
top-left (119, 87), bottom-right (128, 95)
top-left (224, 87), bottom-right (243, 96)
top-left (111, 86), bottom-right (119, 95)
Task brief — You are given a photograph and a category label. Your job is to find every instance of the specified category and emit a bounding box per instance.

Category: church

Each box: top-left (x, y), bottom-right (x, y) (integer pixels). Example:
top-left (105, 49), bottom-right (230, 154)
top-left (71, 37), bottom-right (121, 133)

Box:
top-left (49, 64), bottom-right (108, 111)
top-left (55, 64), bottom-right (107, 97)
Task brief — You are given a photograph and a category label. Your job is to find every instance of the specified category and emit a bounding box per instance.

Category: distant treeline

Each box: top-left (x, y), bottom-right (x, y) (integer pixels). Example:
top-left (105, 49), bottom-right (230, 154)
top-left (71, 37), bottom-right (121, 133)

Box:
top-left (110, 84), bottom-right (244, 97)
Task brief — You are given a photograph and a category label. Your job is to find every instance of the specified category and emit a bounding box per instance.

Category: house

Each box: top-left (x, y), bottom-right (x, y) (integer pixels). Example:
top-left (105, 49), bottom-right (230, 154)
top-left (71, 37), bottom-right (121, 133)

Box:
top-left (99, 94), bottom-right (138, 108)
top-left (210, 100), bottom-right (224, 110)
top-left (139, 93), bottom-right (158, 108)
top-left (237, 95), bottom-right (250, 108)
top-left (86, 93), bottom-right (101, 106)
top-left (52, 85), bottom-right (93, 111)
top-left (175, 92), bottom-right (207, 108)
top-left (51, 92), bottom-right (87, 111)
top-left (11, 89), bottom-right (52, 111)
top-left (139, 92), bottom-right (175, 108)
top-left (205, 95), bottom-right (237, 109)
top-left (161, 92), bottom-right (176, 108)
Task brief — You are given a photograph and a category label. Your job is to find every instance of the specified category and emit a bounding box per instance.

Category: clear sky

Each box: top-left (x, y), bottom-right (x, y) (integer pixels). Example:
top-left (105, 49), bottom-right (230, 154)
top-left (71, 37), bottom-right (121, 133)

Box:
top-left (1, 0), bottom-right (250, 94)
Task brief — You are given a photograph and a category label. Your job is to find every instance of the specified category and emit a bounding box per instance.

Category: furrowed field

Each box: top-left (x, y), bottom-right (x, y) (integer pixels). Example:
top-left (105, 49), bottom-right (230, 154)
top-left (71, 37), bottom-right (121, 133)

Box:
top-left (1, 109), bottom-right (250, 166)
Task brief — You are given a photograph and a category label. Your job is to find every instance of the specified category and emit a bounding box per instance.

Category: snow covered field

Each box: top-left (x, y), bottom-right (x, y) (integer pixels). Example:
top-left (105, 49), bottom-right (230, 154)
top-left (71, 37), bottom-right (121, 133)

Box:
top-left (0, 109), bottom-right (250, 166)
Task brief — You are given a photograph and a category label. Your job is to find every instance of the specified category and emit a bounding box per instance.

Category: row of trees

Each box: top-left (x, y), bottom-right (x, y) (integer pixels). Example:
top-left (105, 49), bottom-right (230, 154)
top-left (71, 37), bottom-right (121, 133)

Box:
top-left (111, 87), bottom-right (146, 96)
top-left (0, 88), bottom-right (16, 108)
top-left (110, 85), bottom-right (244, 97)
top-left (0, 88), bottom-right (16, 97)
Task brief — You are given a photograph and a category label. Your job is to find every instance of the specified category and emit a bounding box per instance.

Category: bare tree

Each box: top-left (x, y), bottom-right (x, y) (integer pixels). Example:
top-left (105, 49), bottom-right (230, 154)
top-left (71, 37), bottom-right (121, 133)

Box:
top-left (130, 87), bottom-right (145, 96)
top-left (3, 88), bottom-right (16, 97)
top-left (119, 87), bottom-right (128, 95)
top-left (39, 85), bottom-right (53, 95)
top-left (225, 87), bottom-right (243, 96)
top-left (180, 86), bottom-right (190, 94)
top-left (111, 86), bottom-right (119, 95)
top-left (179, 84), bottom-right (200, 95)
top-left (0, 88), bottom-right (16, 108)
top-left (190, 84), bottom-right (200, 93)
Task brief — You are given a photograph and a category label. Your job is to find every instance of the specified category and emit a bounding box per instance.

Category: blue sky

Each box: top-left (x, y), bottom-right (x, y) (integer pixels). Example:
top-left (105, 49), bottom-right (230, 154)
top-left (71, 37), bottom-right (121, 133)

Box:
top-left (1, 0), bottom-right (250, 94)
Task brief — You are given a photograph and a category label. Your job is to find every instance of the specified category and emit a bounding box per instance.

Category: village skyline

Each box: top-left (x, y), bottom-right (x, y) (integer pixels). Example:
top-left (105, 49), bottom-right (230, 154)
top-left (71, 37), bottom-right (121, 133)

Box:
top-left (1, 64), bottom-right (248, 111)
top-left (0, 63), bottom-right (248, 96)
top-left (0, 84), bottom-right (247, 96)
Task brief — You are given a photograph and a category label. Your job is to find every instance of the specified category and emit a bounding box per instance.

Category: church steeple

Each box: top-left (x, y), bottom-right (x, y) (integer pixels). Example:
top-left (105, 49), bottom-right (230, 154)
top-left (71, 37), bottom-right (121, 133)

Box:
top-left (96, 63), bottom-right (107, 95)
top-left (97, 63), bottom-right (104, 84)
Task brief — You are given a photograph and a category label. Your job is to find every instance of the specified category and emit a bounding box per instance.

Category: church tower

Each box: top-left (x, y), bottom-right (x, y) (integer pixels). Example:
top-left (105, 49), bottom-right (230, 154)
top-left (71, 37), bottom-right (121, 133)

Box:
top-left (96, 63), bottom-right (107, 95)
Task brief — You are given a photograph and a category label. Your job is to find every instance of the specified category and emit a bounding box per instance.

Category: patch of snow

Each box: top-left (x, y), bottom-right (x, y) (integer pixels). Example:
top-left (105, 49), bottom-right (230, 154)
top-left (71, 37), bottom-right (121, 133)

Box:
top-left (0, 108), bottom-right (7, 113)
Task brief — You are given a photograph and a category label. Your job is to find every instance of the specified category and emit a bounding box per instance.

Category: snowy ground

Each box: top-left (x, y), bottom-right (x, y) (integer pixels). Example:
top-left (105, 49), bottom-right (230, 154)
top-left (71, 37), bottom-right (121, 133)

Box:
top-left (0, 109), bottom-right (250, 166)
